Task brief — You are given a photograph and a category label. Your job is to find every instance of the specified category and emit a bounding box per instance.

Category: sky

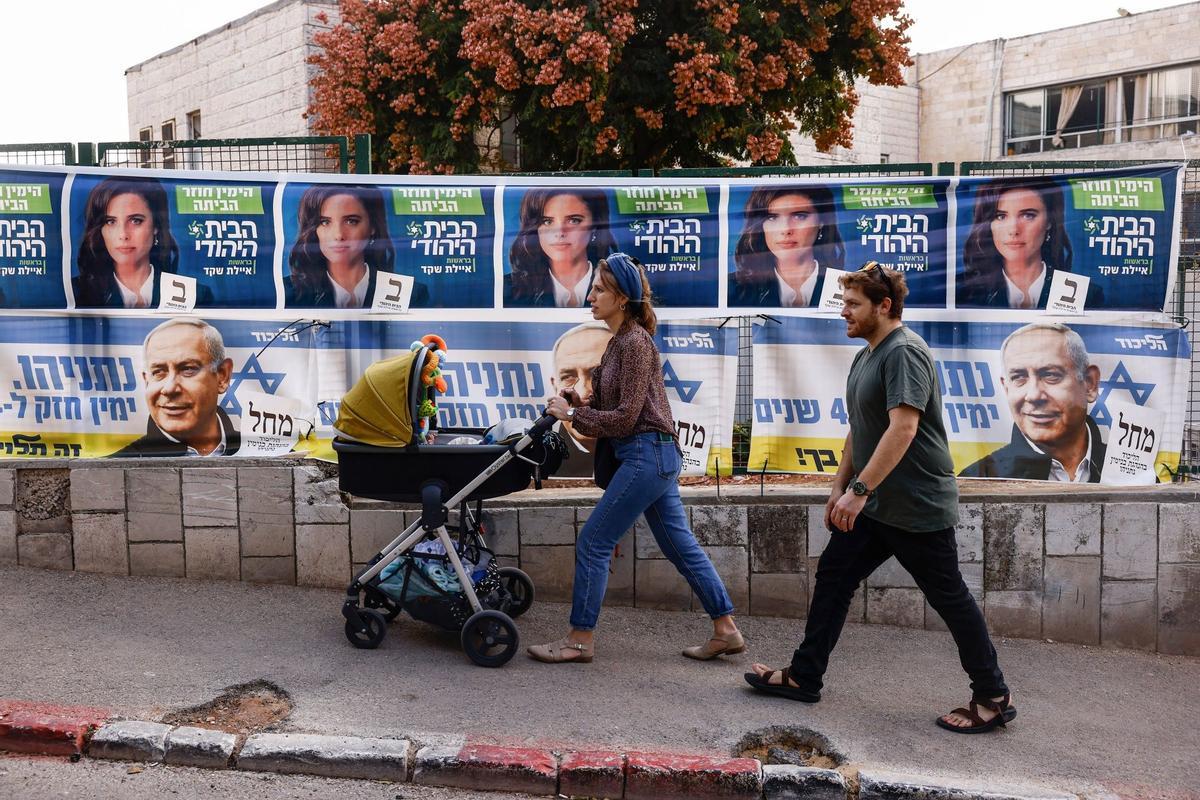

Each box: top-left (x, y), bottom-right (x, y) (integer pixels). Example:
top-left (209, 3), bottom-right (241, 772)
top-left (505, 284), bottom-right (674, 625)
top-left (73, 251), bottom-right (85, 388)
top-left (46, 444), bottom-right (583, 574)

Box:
top-left (0, 0), bottom-right (1192, 146)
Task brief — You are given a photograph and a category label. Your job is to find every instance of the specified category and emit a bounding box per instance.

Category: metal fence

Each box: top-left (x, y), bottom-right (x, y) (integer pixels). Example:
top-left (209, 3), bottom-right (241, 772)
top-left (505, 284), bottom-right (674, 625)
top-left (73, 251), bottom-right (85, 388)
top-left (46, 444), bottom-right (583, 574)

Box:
top-left (0, 136), bottom-right (369, 174)
top-left (0, 143), bottom-right (76, 166)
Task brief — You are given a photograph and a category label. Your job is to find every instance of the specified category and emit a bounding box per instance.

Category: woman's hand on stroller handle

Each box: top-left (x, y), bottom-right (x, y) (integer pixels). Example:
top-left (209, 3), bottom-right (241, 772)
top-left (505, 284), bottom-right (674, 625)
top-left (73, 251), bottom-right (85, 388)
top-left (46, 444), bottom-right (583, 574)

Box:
top-left (544, 394), bottom-right (572, 421)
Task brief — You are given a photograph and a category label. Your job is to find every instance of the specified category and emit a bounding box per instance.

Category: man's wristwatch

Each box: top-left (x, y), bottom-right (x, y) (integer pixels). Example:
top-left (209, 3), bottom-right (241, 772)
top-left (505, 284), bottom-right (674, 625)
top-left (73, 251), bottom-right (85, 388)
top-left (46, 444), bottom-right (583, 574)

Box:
top-left (849, 478), bottom-right (875, 497)
top-left (566, 407), bottom-right (575, 419)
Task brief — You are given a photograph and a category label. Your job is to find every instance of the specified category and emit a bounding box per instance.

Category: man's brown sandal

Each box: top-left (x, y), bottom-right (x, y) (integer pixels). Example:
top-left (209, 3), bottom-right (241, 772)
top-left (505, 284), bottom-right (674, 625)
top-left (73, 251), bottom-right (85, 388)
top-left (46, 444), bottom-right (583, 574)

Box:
top-left (936, 693), bottom-right (1016, 734)
top-left (527, 637), bottom-right (594, 664)
top-left (743, 666), bottom-right (820, 703)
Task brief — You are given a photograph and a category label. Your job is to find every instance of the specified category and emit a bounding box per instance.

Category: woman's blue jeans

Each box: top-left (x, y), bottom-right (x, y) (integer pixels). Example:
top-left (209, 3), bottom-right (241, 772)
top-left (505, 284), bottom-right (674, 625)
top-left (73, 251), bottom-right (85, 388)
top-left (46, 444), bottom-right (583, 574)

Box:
top-left (569, 432), bottom-right (735, 631)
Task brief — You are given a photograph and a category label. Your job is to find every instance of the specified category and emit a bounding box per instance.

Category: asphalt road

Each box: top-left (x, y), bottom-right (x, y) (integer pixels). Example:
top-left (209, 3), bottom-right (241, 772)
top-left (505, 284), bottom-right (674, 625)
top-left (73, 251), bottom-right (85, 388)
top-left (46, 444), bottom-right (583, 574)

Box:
top-left (1, 565), bottom-right (1197, 799)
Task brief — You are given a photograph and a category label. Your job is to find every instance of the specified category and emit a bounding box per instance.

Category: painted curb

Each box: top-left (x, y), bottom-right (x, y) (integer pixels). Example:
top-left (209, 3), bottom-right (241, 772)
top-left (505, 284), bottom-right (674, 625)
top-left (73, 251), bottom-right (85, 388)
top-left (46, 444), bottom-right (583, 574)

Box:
top-left (414, 740), bottom-right (558, 795)
top-left (857, 769), bottom-right (1079, 800)
top-left (163, 725), bottom-right (237, 769)
top-left (89, 720), bottom-right (172, 762)
top-left (762, 764), bottom-right (847, 800)
top-left (237, 732), bottom-right (409, 781)
top-left (0, 699), bottom-right (111, 756)
top-left (559, 749), bottom-right (626, 800)
top-left (626, 752), bottom-right (763, 800)
top-left (0, 700), bottom-right (1081, 800)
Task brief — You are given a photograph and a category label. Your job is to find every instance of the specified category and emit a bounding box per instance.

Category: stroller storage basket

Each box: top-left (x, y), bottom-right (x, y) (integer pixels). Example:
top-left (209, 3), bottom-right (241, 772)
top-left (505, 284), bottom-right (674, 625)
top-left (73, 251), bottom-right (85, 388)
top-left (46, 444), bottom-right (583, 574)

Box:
top-left (376, 541), bottom-right (502, 631)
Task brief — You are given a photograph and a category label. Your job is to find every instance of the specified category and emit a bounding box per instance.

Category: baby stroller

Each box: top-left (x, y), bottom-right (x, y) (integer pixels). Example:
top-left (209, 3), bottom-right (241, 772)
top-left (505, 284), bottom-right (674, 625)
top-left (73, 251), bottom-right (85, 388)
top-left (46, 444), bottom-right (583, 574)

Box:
top-left (333, 337), bottom-right (566, 667)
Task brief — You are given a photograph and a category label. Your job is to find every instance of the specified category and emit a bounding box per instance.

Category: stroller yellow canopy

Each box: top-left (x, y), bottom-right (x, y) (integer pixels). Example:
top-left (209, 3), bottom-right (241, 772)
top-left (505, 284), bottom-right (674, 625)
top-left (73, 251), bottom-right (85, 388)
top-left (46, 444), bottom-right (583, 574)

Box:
top-left (334, 351), bottom-right (420, 447)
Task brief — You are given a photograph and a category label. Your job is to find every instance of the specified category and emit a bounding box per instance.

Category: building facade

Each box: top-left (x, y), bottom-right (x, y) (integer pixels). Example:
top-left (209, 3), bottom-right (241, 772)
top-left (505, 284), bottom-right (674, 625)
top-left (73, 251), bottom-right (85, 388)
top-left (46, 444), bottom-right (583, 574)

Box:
top-left (125, 0), bottom-right (335, 145)
top-left (915, 2), bottom-right (1200, 164)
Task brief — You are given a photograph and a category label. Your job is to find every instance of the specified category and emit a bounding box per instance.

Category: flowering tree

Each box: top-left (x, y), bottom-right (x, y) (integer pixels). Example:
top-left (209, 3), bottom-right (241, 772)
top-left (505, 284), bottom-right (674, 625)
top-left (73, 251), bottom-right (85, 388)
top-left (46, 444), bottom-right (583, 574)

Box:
top-left (307, 0), bottom-right (912, 174)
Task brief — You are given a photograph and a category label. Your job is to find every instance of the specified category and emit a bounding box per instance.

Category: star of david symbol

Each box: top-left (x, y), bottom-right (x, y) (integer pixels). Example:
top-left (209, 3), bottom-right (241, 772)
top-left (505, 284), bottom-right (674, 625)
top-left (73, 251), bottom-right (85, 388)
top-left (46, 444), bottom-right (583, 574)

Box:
top-left (221, 353), bottom-right (287, 415)
top-left (1091, 360), bottom-right (1154, 427)
top-left (662, 359), bottom-right (702, 403)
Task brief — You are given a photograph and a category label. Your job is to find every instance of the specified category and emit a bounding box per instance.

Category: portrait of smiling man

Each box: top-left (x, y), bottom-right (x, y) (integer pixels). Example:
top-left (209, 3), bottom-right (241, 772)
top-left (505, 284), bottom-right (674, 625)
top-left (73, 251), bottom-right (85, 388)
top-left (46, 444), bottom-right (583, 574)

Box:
top-left (113, 318), bottom-right (240, 458)
top-left (960, 322), bottom-right (1104, 482)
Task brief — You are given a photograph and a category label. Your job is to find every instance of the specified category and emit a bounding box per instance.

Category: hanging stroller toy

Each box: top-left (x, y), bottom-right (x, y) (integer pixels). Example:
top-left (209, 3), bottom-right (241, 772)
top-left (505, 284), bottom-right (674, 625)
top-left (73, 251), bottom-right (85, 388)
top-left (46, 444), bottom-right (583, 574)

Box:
top-left (333, 335), bottom-right (567, 666)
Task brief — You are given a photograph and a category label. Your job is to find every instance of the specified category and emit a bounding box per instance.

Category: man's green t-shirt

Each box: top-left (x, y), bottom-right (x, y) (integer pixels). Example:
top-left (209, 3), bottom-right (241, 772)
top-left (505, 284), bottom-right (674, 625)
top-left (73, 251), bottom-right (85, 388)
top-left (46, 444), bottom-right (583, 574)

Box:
top-left (847, 325), bottom-right (958, 532)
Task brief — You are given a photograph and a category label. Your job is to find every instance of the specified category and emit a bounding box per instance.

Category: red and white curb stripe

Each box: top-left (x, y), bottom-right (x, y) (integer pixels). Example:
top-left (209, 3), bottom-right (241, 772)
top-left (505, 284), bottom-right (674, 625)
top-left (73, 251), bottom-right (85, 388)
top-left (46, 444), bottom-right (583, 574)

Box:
top-left (0, 699), bottom-right (1074, 800)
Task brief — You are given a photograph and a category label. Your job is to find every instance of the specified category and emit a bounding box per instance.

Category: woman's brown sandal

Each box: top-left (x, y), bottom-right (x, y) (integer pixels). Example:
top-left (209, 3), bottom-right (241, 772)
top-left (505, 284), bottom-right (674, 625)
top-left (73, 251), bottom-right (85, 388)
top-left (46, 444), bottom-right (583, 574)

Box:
top-left (527, 638), bottom-right (594, 664)
top-left (683, 631), bottom-right (746, 660)
top-left (936, 693), bottom-right (1016, 734)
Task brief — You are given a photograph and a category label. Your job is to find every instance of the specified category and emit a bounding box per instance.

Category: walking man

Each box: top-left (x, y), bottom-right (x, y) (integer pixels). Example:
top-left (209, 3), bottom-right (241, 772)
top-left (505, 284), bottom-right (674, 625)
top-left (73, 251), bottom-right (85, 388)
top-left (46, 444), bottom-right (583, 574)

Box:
top-left (744, 262), bottom-right (1016, 733)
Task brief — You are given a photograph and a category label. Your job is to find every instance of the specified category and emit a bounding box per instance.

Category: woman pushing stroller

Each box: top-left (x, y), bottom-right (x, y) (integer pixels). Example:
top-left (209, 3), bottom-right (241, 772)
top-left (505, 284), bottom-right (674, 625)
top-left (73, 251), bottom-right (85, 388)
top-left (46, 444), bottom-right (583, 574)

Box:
top-left (530, 253), bottom-right (745, 664)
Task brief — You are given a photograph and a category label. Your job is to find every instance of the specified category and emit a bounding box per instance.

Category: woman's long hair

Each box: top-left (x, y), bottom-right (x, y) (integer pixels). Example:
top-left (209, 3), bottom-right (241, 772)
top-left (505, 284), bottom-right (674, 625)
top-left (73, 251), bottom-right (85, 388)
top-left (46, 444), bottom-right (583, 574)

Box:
top-left (733, 185), bottom-right (844, 287)
top-left (508, 188), bottom-right (617, 301)
top-left (288, 185), bottom-right (395, 298)
top-left (598, 256), bottom-right (657, 336)
top-left (962, 179), bottom-right (1072, 283)
top-left (77, 177), bottom-right (178, 300)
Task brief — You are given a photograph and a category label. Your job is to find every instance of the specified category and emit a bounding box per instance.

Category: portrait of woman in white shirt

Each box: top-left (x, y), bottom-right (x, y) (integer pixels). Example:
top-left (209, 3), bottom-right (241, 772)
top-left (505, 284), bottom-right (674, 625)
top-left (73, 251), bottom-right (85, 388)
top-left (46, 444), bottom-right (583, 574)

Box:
top-left (504, 188), bottom-right (617, 308)
top-left (729, 185), bottom-right (845, 308)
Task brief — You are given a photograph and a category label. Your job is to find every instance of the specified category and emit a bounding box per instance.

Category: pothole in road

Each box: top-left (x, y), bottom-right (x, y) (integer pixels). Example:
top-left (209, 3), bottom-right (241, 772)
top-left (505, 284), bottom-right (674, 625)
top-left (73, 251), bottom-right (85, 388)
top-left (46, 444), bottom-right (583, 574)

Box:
top-left (160, 679), bottom-right (292, 740)
top-left (734, 725), bottom-right (847, 769)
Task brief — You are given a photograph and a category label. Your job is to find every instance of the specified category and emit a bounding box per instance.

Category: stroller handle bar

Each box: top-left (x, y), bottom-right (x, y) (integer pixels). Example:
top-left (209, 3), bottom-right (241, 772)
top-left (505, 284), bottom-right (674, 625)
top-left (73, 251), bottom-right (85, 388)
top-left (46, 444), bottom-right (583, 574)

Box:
top-left (525, 411), bottom-right (558, 440)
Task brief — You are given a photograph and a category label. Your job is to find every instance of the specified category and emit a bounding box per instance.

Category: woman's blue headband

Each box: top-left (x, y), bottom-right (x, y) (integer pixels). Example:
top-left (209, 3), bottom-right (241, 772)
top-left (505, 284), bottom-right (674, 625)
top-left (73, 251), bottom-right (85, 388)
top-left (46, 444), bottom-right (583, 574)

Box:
top-left (603, 252), bottom-right (643, 303)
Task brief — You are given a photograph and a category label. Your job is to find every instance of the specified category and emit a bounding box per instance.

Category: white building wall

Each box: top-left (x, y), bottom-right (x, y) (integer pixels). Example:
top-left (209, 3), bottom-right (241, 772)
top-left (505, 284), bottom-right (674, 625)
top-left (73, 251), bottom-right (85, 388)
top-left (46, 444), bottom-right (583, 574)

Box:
top-left (125, 0), bottom-right (336, 141)
top-left (786, 70), bottom-right (919, 166)
top-left (916, 2), bottom-right (1200, 163)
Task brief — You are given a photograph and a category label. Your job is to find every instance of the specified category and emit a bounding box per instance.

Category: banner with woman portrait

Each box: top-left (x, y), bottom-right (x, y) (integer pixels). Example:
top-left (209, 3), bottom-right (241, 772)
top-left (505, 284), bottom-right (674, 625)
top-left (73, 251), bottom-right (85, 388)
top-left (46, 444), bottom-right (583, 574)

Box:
top-left (727, 181), bottom-right (950, 311)
top-left (500, 185), bottom-right (722, 309)
top-left (955, 167), bottom-right (1182, 312)
top-left (68, 173), bottom-right (278, 310)
top-left (280, 182), bottom-right (496, 311)
top-left (0, 163), bottom-right (1184, 316)
top-left (749, 316), bottom-right (1191, 484)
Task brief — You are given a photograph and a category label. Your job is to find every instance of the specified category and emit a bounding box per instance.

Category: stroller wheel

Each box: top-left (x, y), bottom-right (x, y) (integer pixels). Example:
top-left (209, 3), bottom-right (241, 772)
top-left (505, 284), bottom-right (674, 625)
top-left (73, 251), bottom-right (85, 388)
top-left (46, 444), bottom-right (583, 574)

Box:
top-left (344, 609), bottom-right (387, 649)
top-left (497, 567), bottom-right (534, 618)
top-left (461, 610), bottom-right (519, 667)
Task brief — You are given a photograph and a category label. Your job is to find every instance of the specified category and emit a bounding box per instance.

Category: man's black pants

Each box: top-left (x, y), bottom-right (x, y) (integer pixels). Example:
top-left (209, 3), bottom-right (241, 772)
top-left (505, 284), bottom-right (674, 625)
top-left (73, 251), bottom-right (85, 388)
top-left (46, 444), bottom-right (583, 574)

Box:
top-left (790, 513), bottom-right (1008, 700)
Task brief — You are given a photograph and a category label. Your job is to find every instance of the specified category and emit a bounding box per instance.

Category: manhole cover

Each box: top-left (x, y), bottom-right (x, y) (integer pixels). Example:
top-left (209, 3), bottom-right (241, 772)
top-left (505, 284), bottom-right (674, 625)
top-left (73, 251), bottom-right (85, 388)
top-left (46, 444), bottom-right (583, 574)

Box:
top-left (735, 726), bottom-right (846, 769)
top-left (161, 679), bottom-right (292, 740)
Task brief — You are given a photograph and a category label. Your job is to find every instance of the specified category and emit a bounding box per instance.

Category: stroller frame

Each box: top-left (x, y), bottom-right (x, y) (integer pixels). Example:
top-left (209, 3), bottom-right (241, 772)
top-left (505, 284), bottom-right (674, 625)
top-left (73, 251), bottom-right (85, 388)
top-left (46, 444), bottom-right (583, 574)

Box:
top-left (341, 415), bottom-right (554, 666)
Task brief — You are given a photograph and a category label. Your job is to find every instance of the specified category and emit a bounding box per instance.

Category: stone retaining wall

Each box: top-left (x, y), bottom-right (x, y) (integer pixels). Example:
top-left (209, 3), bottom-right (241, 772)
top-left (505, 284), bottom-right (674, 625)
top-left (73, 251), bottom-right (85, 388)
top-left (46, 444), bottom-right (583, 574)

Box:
top-left (2, 460), bottom-right (1197, 657)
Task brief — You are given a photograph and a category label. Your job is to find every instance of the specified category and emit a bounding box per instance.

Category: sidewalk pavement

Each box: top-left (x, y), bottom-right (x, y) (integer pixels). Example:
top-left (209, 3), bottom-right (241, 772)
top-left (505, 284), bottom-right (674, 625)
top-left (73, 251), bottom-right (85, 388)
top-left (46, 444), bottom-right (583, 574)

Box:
top-left (0, 565), bottom-right (1196, 799)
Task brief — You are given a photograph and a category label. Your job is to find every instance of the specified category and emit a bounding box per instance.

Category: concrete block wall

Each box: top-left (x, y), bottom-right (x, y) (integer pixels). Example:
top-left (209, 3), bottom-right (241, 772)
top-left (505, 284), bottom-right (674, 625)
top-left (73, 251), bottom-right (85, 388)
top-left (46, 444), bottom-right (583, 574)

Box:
top-left (1, 462), bottom-right (1197, 656)
top-left (125, 0), bottom-right (337, 141)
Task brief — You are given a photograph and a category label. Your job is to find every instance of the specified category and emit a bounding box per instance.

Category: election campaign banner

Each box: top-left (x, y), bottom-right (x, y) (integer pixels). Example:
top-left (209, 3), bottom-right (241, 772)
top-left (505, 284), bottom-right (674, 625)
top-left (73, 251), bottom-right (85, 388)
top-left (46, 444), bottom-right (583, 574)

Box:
top-left (749, 317), bottom-right (1190, 484)
top-left (0, 315), bottom-right (318, 459)
top-left (0, 163), bottom-right (1184, 317)
top-left (311, 319), bottom-right (737, 477)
